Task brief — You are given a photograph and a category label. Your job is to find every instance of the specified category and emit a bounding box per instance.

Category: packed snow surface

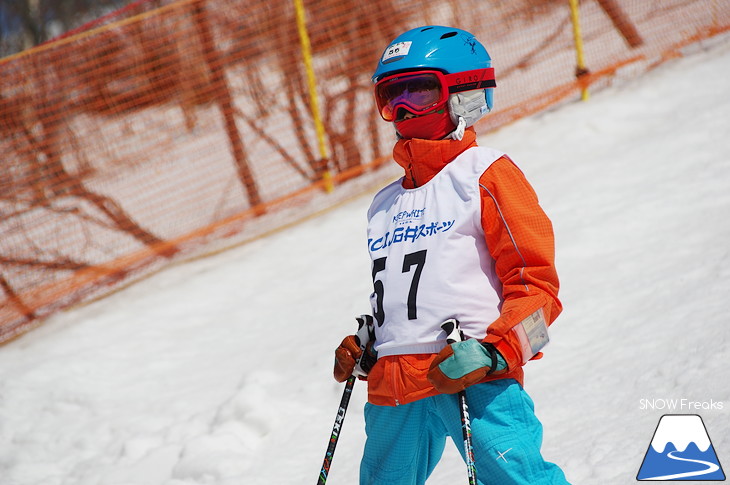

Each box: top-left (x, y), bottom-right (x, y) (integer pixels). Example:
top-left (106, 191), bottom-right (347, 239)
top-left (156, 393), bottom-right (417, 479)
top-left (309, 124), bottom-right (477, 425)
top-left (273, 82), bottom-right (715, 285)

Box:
top-left (1, 36), bottom-right (729, 485)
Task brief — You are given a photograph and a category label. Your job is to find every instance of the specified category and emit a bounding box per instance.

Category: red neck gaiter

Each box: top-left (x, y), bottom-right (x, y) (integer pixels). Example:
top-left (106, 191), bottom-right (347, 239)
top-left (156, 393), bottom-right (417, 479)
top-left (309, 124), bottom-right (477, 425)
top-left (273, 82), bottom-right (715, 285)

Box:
top-left (394, 110), bottom-right (456, 141)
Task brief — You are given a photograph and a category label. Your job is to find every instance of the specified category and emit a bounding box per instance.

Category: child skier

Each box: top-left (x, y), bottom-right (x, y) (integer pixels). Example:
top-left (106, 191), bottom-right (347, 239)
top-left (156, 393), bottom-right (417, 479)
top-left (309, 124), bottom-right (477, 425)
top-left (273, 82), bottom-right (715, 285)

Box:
top-left (334, 26), bottom-right (570, 484)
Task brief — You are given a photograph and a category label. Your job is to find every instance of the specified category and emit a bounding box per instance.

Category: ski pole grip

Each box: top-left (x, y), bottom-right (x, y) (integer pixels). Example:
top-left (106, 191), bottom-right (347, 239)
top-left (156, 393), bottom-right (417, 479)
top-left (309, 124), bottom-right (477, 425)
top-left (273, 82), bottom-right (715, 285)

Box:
top-left (441, 318), bottom-right (464, 345)
top-left (353, 315), bottom-right (376, 378)
top-left (355, 315), bottom-right (374, 351)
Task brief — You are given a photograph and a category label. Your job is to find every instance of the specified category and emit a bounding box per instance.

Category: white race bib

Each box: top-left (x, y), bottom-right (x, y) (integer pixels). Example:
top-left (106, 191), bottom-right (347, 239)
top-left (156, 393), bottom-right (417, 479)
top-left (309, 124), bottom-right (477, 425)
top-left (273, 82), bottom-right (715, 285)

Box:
top-left (366, 147), bottom-right (505, 357)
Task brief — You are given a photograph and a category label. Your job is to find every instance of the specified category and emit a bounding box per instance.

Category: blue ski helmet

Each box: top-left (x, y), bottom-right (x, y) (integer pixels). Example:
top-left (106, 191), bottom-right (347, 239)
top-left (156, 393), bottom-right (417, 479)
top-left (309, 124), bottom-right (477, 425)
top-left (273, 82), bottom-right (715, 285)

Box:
top-left (372, 25), bottom-right (495, 125)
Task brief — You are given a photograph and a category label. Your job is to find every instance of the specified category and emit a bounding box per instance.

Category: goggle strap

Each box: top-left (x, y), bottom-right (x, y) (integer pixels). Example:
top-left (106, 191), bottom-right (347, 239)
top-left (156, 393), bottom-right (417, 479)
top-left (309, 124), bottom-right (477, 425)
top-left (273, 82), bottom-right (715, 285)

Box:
top-left (446, 68), bottom-right (496, 94)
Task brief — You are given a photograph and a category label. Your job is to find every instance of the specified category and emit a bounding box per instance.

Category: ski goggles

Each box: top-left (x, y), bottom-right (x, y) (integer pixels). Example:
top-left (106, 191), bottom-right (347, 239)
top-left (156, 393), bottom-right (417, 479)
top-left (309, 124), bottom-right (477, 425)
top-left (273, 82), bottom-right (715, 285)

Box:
top-left (374, 68), bottom-right (495, 122)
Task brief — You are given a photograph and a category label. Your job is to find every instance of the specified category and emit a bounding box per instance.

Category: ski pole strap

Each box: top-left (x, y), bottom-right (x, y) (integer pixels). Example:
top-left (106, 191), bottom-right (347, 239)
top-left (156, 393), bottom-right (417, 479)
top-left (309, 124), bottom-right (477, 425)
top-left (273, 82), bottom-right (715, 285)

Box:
top-left (482, 342), bottom-right (500, 375)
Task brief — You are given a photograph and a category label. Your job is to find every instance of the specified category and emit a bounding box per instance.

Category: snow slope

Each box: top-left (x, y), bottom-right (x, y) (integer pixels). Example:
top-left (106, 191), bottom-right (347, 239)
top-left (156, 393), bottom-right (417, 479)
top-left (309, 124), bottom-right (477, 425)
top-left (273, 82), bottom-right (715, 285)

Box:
top-left (1, 35), bottom-right (729, 485)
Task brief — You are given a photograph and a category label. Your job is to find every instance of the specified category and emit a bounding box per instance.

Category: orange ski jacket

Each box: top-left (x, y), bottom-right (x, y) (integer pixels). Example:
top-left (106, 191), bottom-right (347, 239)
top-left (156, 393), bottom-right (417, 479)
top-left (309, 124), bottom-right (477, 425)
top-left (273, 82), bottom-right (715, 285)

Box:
top-left (366, 127), bottom-right (562, 407)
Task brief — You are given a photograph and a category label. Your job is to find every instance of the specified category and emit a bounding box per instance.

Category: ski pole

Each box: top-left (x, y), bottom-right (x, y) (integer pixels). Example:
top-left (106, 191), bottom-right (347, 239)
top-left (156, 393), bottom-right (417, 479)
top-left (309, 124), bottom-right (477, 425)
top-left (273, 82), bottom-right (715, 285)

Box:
top-left (317, 316), bottom-right (374, 485)
top-left (441, 319), bottom-right (478, 485)
top-left (317, 375), bottom-right (355, 485)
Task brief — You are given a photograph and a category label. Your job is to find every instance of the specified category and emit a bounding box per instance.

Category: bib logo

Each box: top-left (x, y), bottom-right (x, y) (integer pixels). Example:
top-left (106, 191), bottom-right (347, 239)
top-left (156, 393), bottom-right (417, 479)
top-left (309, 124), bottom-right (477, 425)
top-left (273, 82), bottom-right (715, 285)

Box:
top-left (637, 414), bottom-right (725, 481)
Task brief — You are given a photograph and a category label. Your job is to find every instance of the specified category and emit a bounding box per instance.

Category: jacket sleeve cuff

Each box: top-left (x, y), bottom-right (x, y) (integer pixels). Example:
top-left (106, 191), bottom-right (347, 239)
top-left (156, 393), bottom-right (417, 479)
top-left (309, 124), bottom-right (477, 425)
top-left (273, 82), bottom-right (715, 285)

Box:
top-left (482, 331), bottom-right (523, 372)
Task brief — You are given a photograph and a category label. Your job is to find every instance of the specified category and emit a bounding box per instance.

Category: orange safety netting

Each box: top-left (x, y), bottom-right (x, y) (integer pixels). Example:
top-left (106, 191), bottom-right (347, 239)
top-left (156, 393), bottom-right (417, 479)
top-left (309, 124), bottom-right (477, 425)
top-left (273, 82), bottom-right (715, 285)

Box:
top-left (1, 0), bottom-right (728, 343)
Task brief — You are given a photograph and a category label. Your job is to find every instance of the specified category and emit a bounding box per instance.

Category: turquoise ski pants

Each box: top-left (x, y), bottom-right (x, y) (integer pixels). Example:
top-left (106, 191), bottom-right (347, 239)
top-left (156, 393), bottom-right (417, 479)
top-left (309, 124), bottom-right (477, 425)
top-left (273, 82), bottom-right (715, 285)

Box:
top-left (360, 379), bottom-right (569, 485)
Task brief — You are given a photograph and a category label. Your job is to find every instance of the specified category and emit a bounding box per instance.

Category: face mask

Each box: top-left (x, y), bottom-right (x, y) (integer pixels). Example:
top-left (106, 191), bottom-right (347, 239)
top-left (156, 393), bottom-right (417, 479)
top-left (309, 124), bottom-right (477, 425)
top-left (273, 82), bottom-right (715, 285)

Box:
top-left (394, 110), bottom-right (456, 140)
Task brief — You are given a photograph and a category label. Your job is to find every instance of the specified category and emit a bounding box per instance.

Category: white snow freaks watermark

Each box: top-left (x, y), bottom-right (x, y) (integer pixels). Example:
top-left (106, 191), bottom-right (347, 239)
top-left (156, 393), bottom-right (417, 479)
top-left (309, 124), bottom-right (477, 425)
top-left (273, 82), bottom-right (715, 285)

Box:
top-left (637, 414), bottom-right (726, 481)
top-left (639, 398), bottom-right (724, 411)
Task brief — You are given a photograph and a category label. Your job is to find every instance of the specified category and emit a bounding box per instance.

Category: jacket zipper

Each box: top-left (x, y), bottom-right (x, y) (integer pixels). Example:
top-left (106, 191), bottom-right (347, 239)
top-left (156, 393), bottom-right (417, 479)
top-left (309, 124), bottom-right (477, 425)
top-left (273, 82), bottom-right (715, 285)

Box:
top-left (391, 359), bottom-right (402, 406)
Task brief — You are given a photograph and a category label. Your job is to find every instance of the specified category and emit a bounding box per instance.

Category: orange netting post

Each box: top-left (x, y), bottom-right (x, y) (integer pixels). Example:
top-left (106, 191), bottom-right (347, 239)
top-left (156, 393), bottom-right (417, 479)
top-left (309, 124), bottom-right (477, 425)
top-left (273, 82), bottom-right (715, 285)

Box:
top-left (568, 0), bottom-right (591, 101)
top-left (293, 0), bottom-right (333, 193)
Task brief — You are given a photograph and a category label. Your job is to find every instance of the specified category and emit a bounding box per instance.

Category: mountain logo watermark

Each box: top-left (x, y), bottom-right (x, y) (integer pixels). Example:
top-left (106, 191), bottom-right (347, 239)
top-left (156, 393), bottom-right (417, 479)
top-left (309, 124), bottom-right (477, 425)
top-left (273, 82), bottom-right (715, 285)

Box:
top-left (637, 414), bottom-right (725, 481)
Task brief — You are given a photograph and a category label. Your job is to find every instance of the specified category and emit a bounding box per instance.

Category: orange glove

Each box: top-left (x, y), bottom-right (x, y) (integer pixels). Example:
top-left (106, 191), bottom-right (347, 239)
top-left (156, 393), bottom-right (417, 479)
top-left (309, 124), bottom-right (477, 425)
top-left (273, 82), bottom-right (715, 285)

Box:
top-left (427, 339), bottom-right (507, 394)
top-left (334, 335), bottom-right (362, 382)
top-left (427, 318), bottom-right (508, 394)
top-left (333, 316), bottom-right (377, 382)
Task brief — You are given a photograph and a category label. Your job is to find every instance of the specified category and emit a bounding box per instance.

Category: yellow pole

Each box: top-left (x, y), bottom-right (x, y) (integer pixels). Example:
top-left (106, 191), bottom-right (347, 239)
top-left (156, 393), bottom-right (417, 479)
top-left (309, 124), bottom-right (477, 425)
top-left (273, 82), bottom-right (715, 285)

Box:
top-left (568, 0), bottom-right (590, 101)
top-left (294, 0), bottom-right (333, 192)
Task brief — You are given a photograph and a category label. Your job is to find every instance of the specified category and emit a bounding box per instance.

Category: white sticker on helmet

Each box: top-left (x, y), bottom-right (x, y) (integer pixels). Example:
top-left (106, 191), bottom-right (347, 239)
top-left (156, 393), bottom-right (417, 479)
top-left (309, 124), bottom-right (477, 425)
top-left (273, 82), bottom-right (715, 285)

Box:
top-left (382, 41), bottom-right (412, 62)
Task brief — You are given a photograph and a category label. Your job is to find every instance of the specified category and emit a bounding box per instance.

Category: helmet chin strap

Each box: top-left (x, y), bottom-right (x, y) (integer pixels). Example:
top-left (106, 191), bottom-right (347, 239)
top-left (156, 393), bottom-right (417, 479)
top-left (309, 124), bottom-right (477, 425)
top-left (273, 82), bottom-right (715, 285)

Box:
top-left (448, 116), bottom-right (467, 141)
